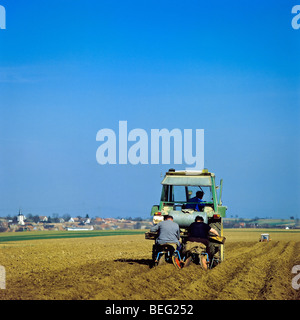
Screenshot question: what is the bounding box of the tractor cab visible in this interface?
[150,168,226,229]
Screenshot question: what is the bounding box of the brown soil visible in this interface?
[0,230,299,300]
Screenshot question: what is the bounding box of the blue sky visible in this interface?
[0,0,299,219]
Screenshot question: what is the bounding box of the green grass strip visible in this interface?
[0,229,146,243]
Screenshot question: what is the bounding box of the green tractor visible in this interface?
[146,168,227,268]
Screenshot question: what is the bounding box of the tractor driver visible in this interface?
[185,191,205,211]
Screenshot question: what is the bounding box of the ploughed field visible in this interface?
[0,229,299,300]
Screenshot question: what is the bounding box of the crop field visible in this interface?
[0,229,300,300]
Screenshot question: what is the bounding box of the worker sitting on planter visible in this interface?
[183,216,219,270]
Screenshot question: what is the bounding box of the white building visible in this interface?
[17,212,25,225]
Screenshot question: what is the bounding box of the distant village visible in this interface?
[0,211,299,233]
[223,217,300,229]
[0,211,153,233]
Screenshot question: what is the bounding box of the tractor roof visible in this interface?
[162,169,214,186]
